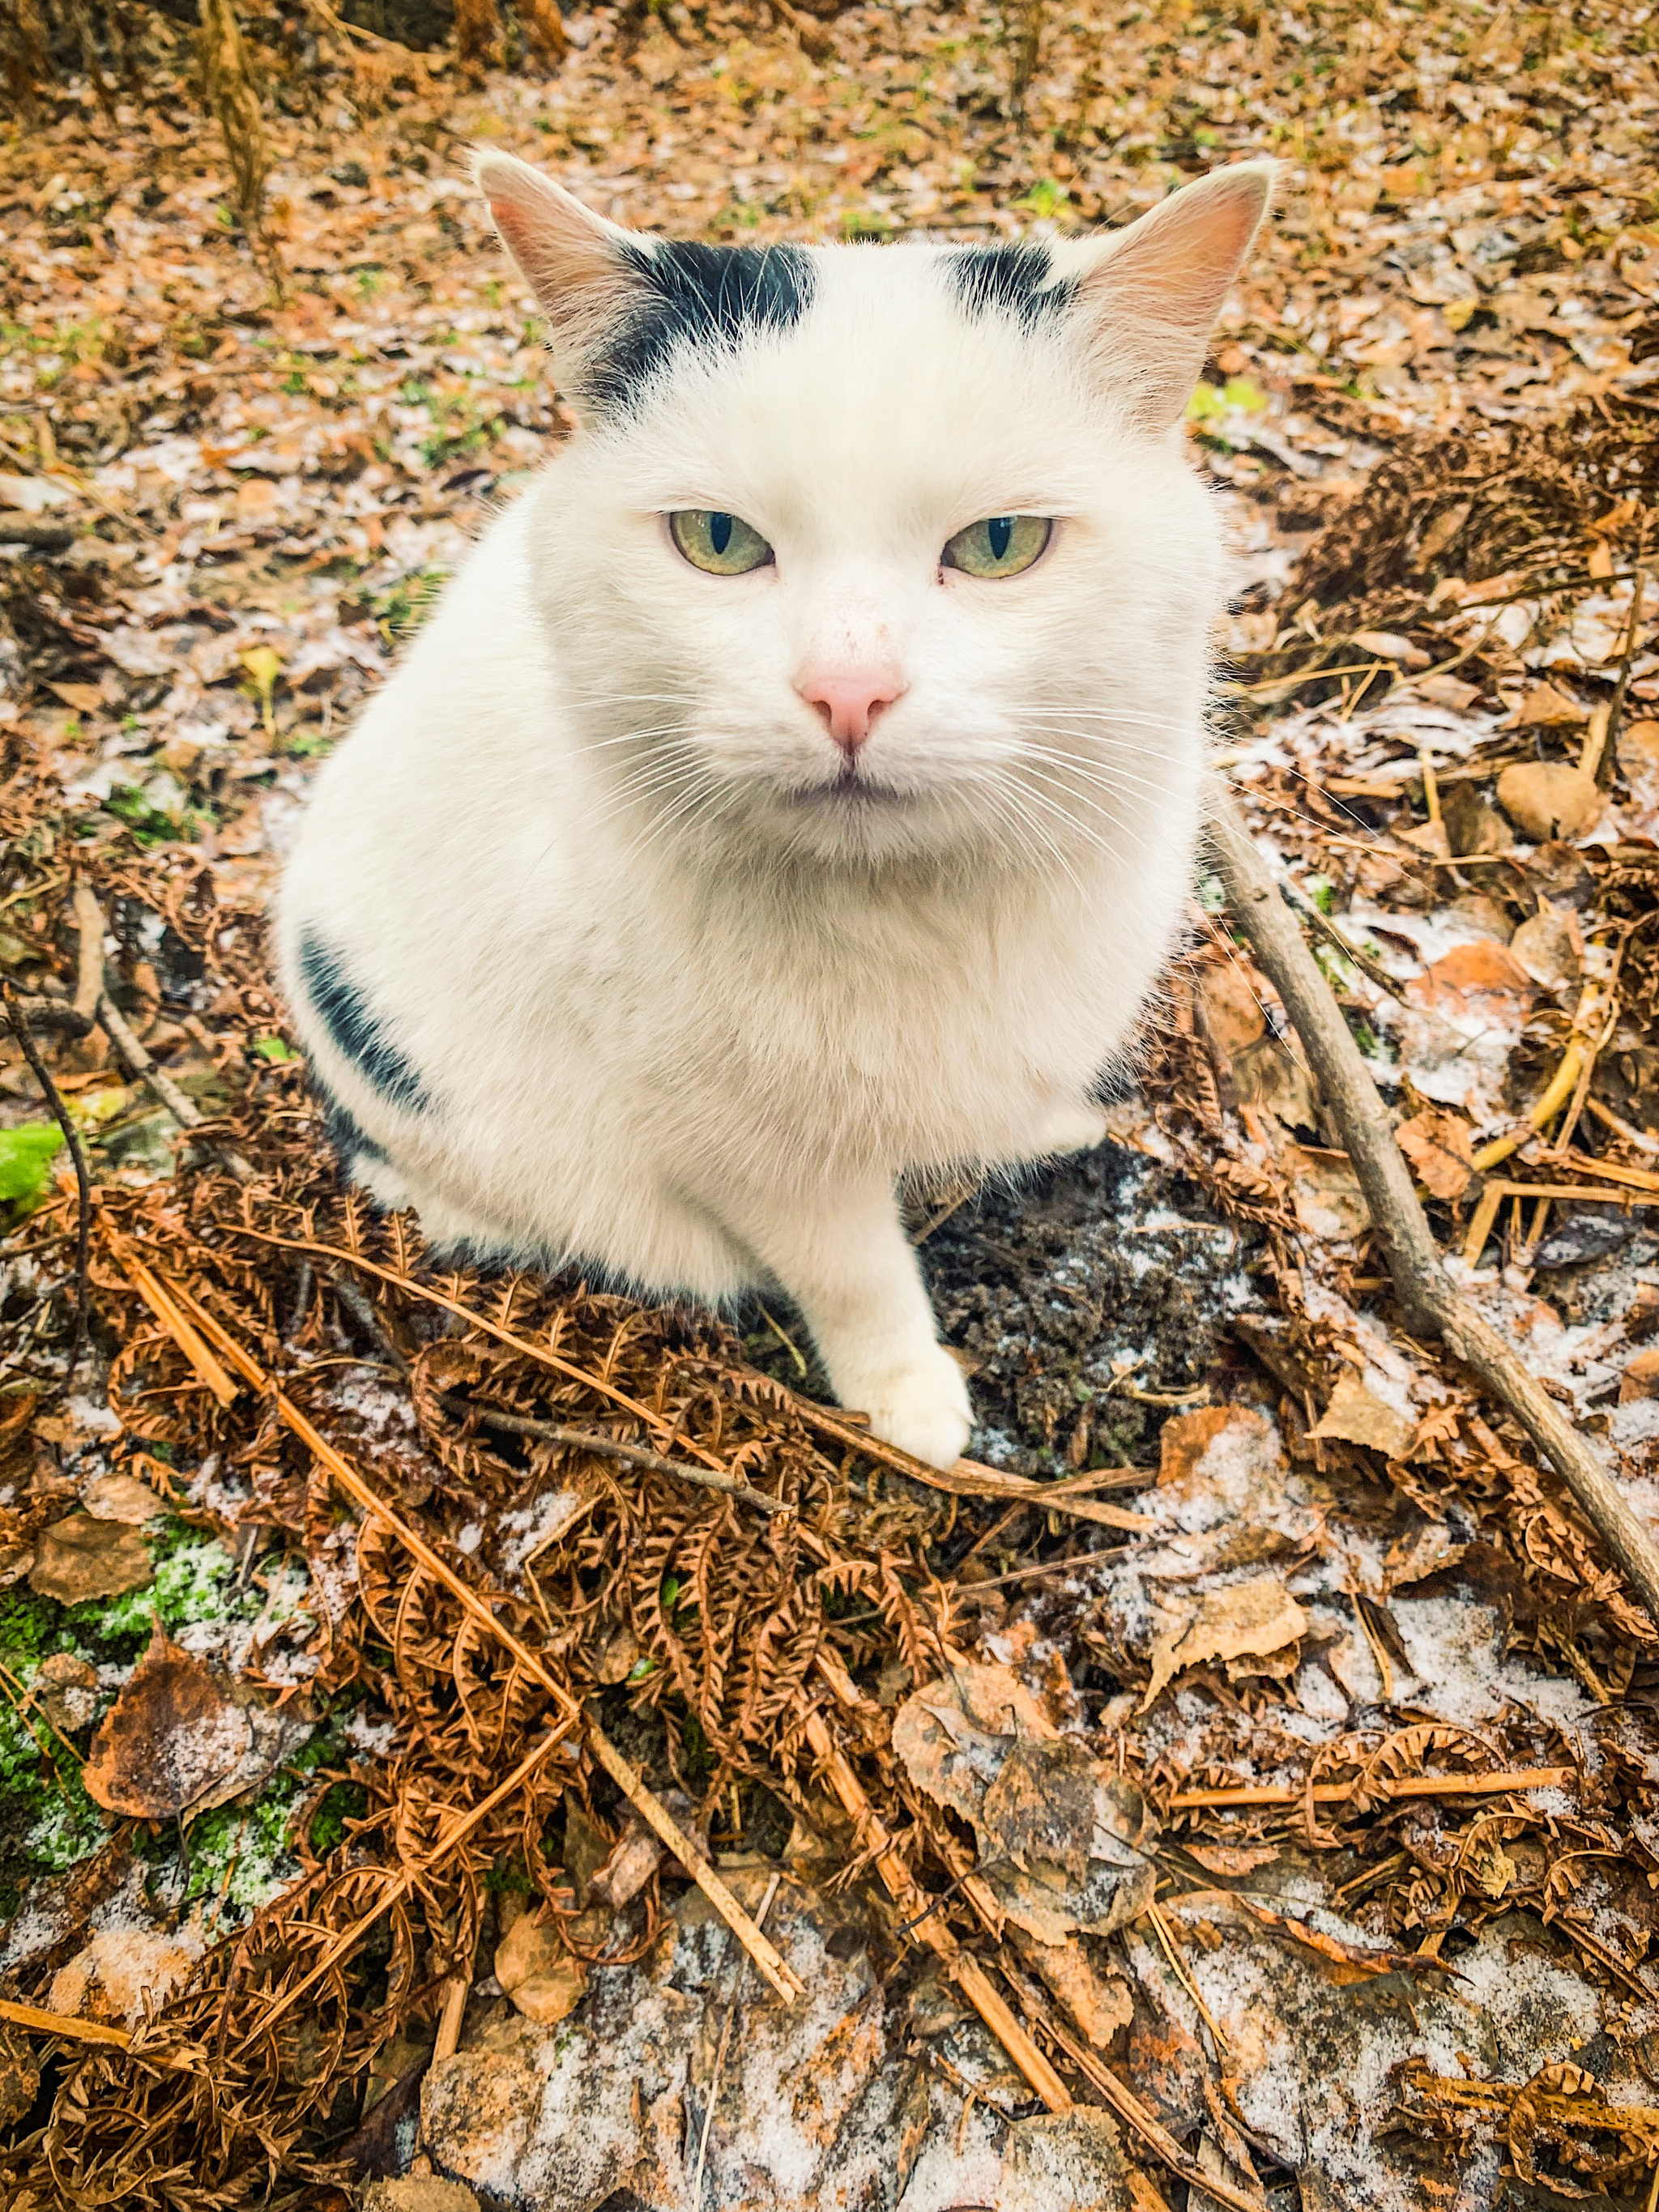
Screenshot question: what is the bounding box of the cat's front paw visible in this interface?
[855,1346,973,1470]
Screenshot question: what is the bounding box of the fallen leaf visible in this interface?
[0,472,71,512]
[1495,761,1603,842]
[81,1625,254,1822]
[1182,1842,1281,1877]
[1009,1929,1134,2050]
[1619,1346,1659,1404]
[1618,719,1659,835]
[495,1909,591,2026]
[32,1652,100,1733]
[996,2108,1135,2212]
[1141,1577,1311,1710]
[1311,1372,1415,1461]
[0,2023,38,2130]
[1350,628,1428,667]
[1506,680,1590,728]
[1508,902,1583,991]
[587,1817,663,1909]
[1278,1142,1371,1241]
[1384,1519,1467,1590]
[28,1513,152,1604]
[1230,1034,1321,1131]
[1415,670,1478,711]
[1197,961,1266,1060]
[1395,1107,1474,1199]
[1158,1404,1285,1491]
[80,1471,167,1524]
[47,1926,198,2030]
[1441,782,1512,856]
[47,681,104,714]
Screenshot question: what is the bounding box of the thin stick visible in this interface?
[1166,1764,1572,1811]
[802,1695,1072,2113]
[2,985,91,1383]
[103,1218,241,1408]
[997,1961,1266,2212]
[433,1974,469,2063]
[693,1870,781,2202]
[585,1722,804,2005]
[433,1392,791,1516]
[791,1399,1153,1532]
[1210,782,1659,1629]
[0,1998,198,2071]
[97,983,203,1132]
[72,883,103,1021]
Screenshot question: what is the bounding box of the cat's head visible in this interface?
[477,151,1272,871]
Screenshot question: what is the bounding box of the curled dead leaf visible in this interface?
[1311,1372,1415,1461]
[81,1625,254,1822]
[28,1513,152,1605]
[80,1470,168,1524]
[1496,761,1603,842]
[494,1908,591,2027]
[1141,1576,1311,1711]
[1509,902,1583,991]
[1395,1107,1474,1200]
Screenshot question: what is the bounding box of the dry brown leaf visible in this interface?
[1496,761,1604,842]
[1311,1372,1415,1462]
[1141,1577,1310,1711]
[1507,680,1590,728]
[32,1651,100,1733]
[1395,1107,1475,1200]
[996,2108,1135,2212]
[81,1625,254,1822]
[586,1817,663,1909]
[1197,961,1267,1060]
[1620,1347,1659,1404]
[495,1909,591,2027]
[1441,782,1512,857]
[28,1513,152,1604]
[1009,1929,1134,2050]
[80,1470,167,1524]
[1277,1143,1371,1242]
[1182,1842,1280,1877]
[1509,903,1583,991]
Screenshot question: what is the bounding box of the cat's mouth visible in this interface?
[785,771,913,808]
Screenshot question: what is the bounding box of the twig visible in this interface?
[433,1392,791,1516]
[433,1974,469,2064]
[1461,1178,1659,1265]
[5,997,92,1034]
[802,1686,1072,2113]
[790,1399,1154,1532]
[1584,1095,1659,1157]
[586,1721,804,2005]
[0,1997,199,2070]
[996,1961,1266,2212]
[102,1218,240,1408]
[1590,561,1647,782]
[1281,878,1404,998]
[1209,782,1659,1630]
[97,983,203,1132]
[72,883,103,1021]
[1166,1763,1572,1812]
[0,519,75,552]
[2,985,91,1383]
[693,1871,781,2203]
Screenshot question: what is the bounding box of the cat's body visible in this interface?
[279,156,1271,1468]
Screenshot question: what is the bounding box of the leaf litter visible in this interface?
[3,0,1659,2206]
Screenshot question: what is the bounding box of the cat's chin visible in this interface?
[761,777,947,863]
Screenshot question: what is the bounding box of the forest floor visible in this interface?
[3,2,1659,2207]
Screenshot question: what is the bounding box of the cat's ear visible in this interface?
[473,151,641,385]
[1071,160,1274,430]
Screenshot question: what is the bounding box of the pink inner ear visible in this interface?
[1093,165,1272,334]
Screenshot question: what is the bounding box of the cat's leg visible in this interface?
[1022,1099,1110,1157]
[736,1183,971,1470]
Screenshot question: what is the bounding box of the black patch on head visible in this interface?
[946,242,1076,327]
[588,240,814,413]
[298,931,430,1115]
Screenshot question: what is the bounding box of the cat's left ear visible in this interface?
[1069,160,1275,430]
[474,151,642,390]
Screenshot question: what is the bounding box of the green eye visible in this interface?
[669,509,774,575]
[942,514,1051,578]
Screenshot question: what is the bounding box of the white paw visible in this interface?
[1032,1102,1110,1157]
[855,1345,973,1470]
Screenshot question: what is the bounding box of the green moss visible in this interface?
[65,1520,265,1662]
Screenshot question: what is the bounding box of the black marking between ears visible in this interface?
[298,931,430,1115]
[946,242,1076,327]
[588,240,815,413]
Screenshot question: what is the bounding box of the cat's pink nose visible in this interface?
[795,665,905,757]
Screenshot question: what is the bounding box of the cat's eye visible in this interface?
[941,514,1051,579]
[669,509,774,576]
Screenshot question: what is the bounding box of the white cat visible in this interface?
[277,152,1271,1469]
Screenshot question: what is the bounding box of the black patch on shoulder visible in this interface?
[946,242,1076,326]
[298,931,429,1115]
[312,1076,388,1169]
[589,240,815,413]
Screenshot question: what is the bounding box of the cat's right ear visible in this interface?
[473,153,638,390]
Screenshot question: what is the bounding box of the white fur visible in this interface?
[278,165,1270,1468]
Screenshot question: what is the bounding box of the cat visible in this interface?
[277,151,1272,1469]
